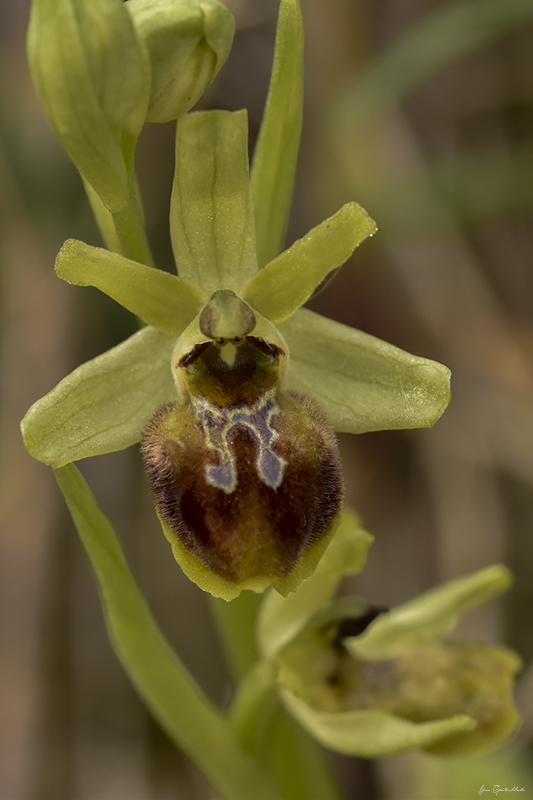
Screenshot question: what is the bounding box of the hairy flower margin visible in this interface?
[257,511,522,758]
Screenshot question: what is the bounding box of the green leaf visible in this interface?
[170,110,258,294]
[279,689,476,757]
[21,326,176,467]
[27,0,149,212]
[54,463,282,800]
[251,0,304,267]
[56,239,205,334]
[347,565,513,661]
[258,509,373,661]
[279,308,451,433]
[242,203,376,322]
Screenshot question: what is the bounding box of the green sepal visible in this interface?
[258,509,373,661]
[251,0,304,266]
[55,239,205,334]
[346,565,514,661]
[21,327,176,467]
[279,690,476,757]
[170,110,258,294]
[280,308,451,432]
[27,0,150,212]
[242,203,376,322]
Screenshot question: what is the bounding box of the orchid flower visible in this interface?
[21,107,450,599]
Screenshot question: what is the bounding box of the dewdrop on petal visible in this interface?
[142,291,344,601]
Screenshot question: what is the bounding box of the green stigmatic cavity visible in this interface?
[142,311,344,601]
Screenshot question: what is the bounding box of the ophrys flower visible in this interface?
[21,110,451,599]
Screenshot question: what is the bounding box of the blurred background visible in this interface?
[1,0,533,797]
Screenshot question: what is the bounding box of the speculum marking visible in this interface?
[195,389,287,494]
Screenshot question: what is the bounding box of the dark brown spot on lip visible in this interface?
[180,338,283,407]
[141,389,344,586]
[246,336,285,359]
[178,341,211,368]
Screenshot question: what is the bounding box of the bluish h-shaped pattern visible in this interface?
[194,389,287,494]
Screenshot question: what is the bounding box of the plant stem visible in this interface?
[229,661,344,800]
[210,591,262,680]
[113,181,155,266]
[54,464,282,800]
[112,133,155,266]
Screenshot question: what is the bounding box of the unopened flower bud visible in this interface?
[28,0,150,211]
[126,0,234,123]
[142,302,343,600]
[276,599,521,758]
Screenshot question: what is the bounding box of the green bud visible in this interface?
[27,0,150,211]
[142,306,343,601]
[275,589,521,758]
[125,0,235,123]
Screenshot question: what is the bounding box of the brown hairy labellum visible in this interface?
[142,332,343,600]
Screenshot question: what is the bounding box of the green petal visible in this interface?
[258,509,373,661]
[56,239,205,334]
[251,0,304,267]
[279,308,451,432]
[279,689,476,757]
[170,110,258,294]
[21,327,176,467]
[347,565,513,661]
[242,203,376,322]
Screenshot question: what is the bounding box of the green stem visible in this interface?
[112,133,155,266]
[230,661,280,752]
[210,591,262,681]
[268,709,345,800]
[54,464,282,800]
[112,182,155,266]
[229,661,344,800]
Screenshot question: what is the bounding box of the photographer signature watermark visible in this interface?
[479,787,525,795]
